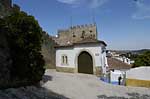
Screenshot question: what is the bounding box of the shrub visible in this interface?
[5,10,45,84]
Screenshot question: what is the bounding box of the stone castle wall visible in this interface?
[0,0,12,17]
[3,0,12,9]
[55,24,97,45]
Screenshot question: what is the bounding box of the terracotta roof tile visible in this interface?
[107,57,131,70]
[74,39,107,46]
[54,38,107,48]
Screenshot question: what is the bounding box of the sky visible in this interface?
[13,0,150,50]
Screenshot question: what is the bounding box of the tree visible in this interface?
[5,10,45,84]
[134,51,150,67]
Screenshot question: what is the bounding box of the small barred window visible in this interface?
[61,55,68,65]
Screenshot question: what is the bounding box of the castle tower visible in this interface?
[54,24,98,46]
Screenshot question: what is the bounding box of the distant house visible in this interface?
[114,56,133,65]
[107,50,134,65]
[107,58,131,71]
[107,58,131,85]
[53,24,108,76]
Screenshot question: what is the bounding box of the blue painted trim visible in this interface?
[111,81,118,85]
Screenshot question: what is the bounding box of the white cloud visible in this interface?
[56,0,79,4]
[56,0,108,8]
[132,0,150,19]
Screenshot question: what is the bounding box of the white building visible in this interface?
[115,57,132,65]
[55,39,108,76]
[107,57,131,85]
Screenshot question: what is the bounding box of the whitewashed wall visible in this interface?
[110,70,125,82]
[101,52,108,73]
[56,43,106,70]
[115,57,131,65]
[74,44,102,67]
[126,66,150,80]
[56,47,75,68]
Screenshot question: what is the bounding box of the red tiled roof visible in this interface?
[54,39,107,48]
[74,39,107,46]
[107,57,131,70]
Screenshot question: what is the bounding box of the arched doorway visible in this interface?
[78,51,93,74]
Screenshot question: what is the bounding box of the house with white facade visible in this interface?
[107,57,131,85]
[53,24,108,76]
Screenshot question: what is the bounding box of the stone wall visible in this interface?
[2,0,12,9]
[71,24,97,42]
[0,0,12,17]
[94,67,102,77]
[42,32,56,69]
[54,24,97,45]
[56,67,75,73]
[56,66,103,76]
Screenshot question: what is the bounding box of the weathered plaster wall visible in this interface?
[56,47,75,68]
[55,43,107,75]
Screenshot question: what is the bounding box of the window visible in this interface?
[62,56,65,64]
[62,55,68,65]
[73,32,76,37]
[65,56,68,64]
[93,34,95,38]
[81,31,85,38]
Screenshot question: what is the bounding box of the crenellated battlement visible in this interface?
[70,24,96,29]
[55,23,98,46]
[57,24,96,33]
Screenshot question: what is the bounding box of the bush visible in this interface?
[5,10,45,84]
